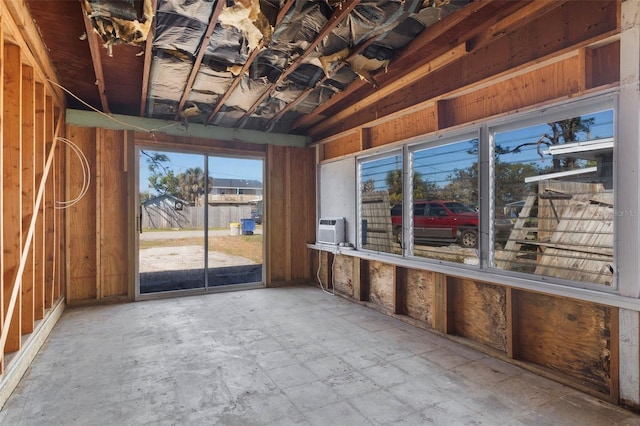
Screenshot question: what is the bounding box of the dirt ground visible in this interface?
[138,229,260,273]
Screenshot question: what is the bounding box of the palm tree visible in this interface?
[178,167,206,204]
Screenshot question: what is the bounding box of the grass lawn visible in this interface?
[139,235,263,264]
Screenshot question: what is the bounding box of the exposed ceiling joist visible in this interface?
[173,0,226,121]
[294,0,532,132]
[81,0,110,113]
[206,0,298,125]
[234,0,361,128]
[31,0,585,137]
[139,0,158,117]
[268,22,387,127]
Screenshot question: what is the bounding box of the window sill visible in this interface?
[307,243,640,311]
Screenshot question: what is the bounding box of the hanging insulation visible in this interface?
[143,0,472,130]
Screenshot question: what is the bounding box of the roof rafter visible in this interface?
[234,0,361,128]
[140,0,158,116]
[173,0,226,121]
[266,17,393,127]
[205,0,297,125]
[292,0,529,131]
[80,0,110,113]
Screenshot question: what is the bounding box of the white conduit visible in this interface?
[54,137,91,209]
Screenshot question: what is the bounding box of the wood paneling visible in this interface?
[404,269,434,326]
[323,132,361,160]
[66,126,97,301]
[99,129,129,297]
[440,56,583,127]
[333,255,353,298]
[368,260,394,312]
[2,43,22,353]
[448,277,508,353]
[21,64,35,334]
[586,41,620,89]
[516,292,614,395]
[266,145,315,285]
[369,108,437,148]
[266,145,286,283]
[33,82,45,320]
[288,146,315,281]
[134,132,267,156]
[44,95,54,309]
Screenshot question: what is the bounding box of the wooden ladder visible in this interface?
[495,194,538,269]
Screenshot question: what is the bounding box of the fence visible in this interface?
[142,204,253,229]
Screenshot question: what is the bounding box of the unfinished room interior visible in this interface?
[2,0,640,423]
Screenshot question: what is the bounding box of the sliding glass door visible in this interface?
[206,156,264,287]
[136,149,263,296]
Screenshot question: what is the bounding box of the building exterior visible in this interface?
[206,178,263,204]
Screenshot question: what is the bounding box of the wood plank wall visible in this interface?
[0,7,66,374]
[316,3,620,159]
[66,127,131,303]
[266,145,315,286]
[311,0,624,406]
[65,129,316,301]
[321,255,618,402]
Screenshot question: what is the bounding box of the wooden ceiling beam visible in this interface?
[267,21,387,127]
[80,0,110,113]
[465,0,569,52]
[140,0,158,117]
[292,0,528,132]
[234,0,361,128]
[309,2,619,140]
[173,0,226,121]
[206,0,297,125]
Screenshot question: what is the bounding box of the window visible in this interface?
[491,109,615,286]
[359,152,403,254]
[355,97,616,289]
[409,138,480,264]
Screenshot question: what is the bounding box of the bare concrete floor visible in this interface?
[1,286,639,425]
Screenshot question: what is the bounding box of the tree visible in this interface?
[362,178,376,193]
[139,190,154,203]
[444,160,540,208]
[148,169,180,197]
[178,167,207,204]
[385,170,436,204]
[441,164,478,203]
[539,117,595,170]
[493,162,539,207]
[142,151,180,197]
[386,169,403,205]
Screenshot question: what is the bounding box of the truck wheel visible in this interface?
[459,229,478,248]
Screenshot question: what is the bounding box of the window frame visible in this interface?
[405,131,482,265]
[353,93,619,294]
[356,148,404,255]
[487,96,617,291]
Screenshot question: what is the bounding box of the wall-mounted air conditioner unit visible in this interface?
[317,217,345,245]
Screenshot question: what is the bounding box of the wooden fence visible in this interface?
[142,204,253,229]
[361,191,393,253]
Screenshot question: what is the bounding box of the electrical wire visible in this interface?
[46,78,181,134]
[54,137,91,209]
[316,250,335,296]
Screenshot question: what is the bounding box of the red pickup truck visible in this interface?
[391,200,512,248]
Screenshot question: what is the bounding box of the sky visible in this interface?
[139,149,263,194]
[362,109,614,192]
